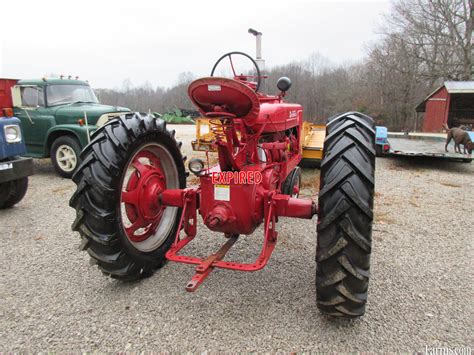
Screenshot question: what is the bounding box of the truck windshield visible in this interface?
[46,85,99,106]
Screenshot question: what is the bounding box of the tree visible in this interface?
[385,0,472,82]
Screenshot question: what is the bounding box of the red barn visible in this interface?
[415,81,474,132]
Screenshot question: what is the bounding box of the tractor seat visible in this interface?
[188,77,260,120]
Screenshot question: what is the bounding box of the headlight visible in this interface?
[4,125,22,143]
[188,158,205,175]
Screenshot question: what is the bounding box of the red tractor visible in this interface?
[70,52,375,318]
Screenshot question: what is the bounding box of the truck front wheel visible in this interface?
[0,178,28,209]
[51,136,82,178]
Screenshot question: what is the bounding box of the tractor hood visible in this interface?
[53,103,130,125]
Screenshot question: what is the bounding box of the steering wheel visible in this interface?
[210,51,261,92]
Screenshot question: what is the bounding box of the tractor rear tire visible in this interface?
[69,113,186,281]
[316,112,375,318]
[0,177,28,209]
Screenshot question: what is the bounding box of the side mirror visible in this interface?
[277,77,292,93]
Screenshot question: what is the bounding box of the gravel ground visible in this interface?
[1,124,473,352]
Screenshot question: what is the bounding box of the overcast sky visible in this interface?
[0,0,390,89]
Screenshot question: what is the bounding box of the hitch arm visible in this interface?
[185,235,239,292]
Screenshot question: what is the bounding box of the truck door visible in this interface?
[12,85,53,157]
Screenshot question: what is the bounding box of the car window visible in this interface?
[20,86,44,107]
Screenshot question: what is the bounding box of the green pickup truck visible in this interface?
[11,78,130,177]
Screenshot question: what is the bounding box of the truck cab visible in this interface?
[10,78,130,177]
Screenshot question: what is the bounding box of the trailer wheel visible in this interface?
[0,177,28,209]
[51,136,82,178]
[316,112,375,318]
[69,113,186,281]
[375,145,383,157]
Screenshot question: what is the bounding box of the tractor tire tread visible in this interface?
[316,111,375,318]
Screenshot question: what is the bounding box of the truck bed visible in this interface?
[388,133,473,162]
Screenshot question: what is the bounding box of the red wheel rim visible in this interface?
[292,184,300,197]
[119,143,180,251]
[122,149,166,242]
[292,174,300,198]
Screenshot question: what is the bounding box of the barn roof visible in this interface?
[445,81,474,93]
[415,81,474,112]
